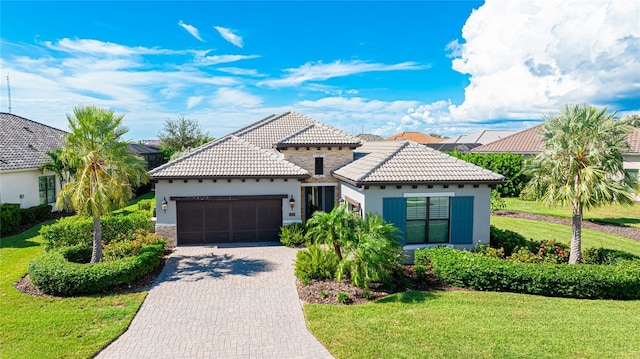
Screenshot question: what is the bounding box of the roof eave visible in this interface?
[151,174,311,180]
[275,143,361,149]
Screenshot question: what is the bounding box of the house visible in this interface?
[425,142,482,153]
[127,143,165,170]
[442,129,516,145]
[0,113,66,209]
[384,132,445,144]
[356,133,383,142]
[150,111,504,252]
[472,124,640,182]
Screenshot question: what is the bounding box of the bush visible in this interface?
[103,229,166,261]
[295,244,340,284]
[448,152,529,197]
[489,225,530,256]
[59,244,92,263]
[583,247,640,265]
[137,199,153,212]
[28,243,165,296]
[41,212,153,250]
[20,204,52,225]
[490,190,506,212]
[415,247,640,300]
[0,203,21,235]
[279,222,308,247]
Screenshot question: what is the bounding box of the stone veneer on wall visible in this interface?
[280,146,354,183]
[156,225,177,247]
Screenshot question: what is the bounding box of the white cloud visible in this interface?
[260,60,429,88]
[195,54,260,66]
[216,67,263,77]
[43,38,190,56]
[178,20,204,42]
[213,26,243,48]
[388,0,640,137]
[187,96,204,109]
[211,88,262,108]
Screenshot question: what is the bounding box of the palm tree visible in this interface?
[524,104,635,263]
[306,204,357,261]
[58,106,148,263]
[39,148,74,186]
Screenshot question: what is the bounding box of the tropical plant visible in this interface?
[523,104,635,263]
[58,106,148,263]
[623,114,640,128]
[38,148,76,187]
[305,204,357,261]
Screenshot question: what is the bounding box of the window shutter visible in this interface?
[383,197,407,245]
[450,196,474,244]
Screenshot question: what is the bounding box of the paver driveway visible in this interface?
[96,244,333,359]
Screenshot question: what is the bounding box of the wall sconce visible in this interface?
[289,195,295,209]
[161,197,168,213]
[338,197,345,205]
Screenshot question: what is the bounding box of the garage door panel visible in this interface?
[232,201,257,231]
[204,201,230,232]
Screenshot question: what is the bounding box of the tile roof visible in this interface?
[384,132,445,144]
[276,123,361,148]
[356,133,383,142]
[149,135,309,179]
[473,124,640,154]
[232,112,315,149]
[127,143,163,155]
[0,112,67,171]
[333,141,504,185]
[442,130,517,145]
[426,143,482,153]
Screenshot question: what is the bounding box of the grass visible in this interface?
[503,197,640,228]
[305,291,640,359]
[491,216,640,256]
[0,200,152,359]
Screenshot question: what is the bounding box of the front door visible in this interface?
[304,186,335,219]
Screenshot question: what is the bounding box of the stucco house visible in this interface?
[151,112,504,252]
[0,113,66,209]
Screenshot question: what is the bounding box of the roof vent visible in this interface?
[28,144,36,150]
[24,126,33,133]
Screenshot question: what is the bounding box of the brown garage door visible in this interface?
[176,197,283,245]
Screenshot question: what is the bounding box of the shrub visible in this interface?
[20,204,53,225]
[489,225,530,256]
[415,247,640,300]
[103,229,166,261]
[137,199,153,212]
[336,292,351,304]
[448,152,529,197]
[294,244,340,285]
[583,247,640,265]
[41,212,152,250]
[28,243,165,296]
[490,190,506,212]
[279,222,308,247]
[0,203,21,235]
[59,244,92,263]
[414,264,429,281]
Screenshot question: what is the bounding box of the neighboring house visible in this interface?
[151,111,504,254]
[442,130,516,145]
[425,142,482,153]
[127,143,165,170]
[384,132,445,144]
[356,133,383,142]
[472,124,640,182]
[0,113,66,209]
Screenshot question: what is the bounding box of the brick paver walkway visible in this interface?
[95,244,334,359]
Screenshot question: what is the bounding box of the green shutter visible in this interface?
[383,197,407,245]
[450,196,474,244]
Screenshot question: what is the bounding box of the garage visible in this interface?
[175,195,284,245]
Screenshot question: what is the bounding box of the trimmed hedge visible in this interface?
[41,211,152,250]
[448,152,529,197]
[29,243,165,296]
[415,247,640,300]
[20,204,52,225]
[59,244,92,263]
[0,203,21,235]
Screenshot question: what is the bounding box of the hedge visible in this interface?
[20,204,52,225]
[28,243,165,296]
[0,203,21,235]
[448,152,528,197]
[41,211,153,250]
[415,247,640,300]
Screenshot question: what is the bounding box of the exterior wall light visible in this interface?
[289,195,295,209]
[161,197,168,213]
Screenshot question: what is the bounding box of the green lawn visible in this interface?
[0,218,148,358]
[491,216,640,256]
[503,197,640,228]
[305,291,640,359]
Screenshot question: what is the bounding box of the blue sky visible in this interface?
[1,1,639,140]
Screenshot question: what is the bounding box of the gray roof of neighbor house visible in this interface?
[442,130,516,145]
[127,143,163,155]
[356,133,383,142]
[149,135,309,179]
[333,141,504,185]
[151,111,359,179]
[473,125,640,155]
[0,112,67,171]
[426,143,482,153]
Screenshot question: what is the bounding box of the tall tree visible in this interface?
[523,104,635,263]
[158,115,211,157]
[58,106,148,263]
[623,114,640,128]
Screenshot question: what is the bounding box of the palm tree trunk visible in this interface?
[332,233,343,261]
[90,214,103,263]
[569,201,583,264]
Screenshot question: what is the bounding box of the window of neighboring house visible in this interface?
[627,169,639,189]
[314,157,324,176]
[406,196,450,244]
[39,175,56,204]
